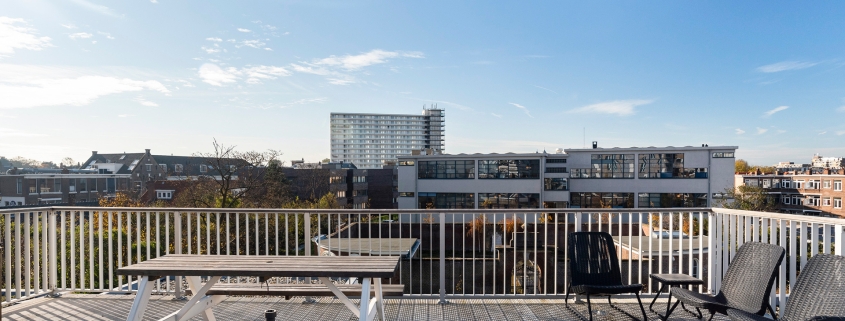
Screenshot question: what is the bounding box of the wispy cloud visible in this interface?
[198,63,291,86]
[68,0,123,18]
[61,23,76,29]
[735,128,746,135]
[238,39,266,49]
[569,99,653,116]
[279,97,328,108]
[837,130,845,136]
[206,37,222,42]
[837,106,845,113]
[757,61,817,73]
[0,17,52,58]
[97,31,114,40]
[818,131,827,135]
[136,97,158,107]
[0,128,47,137]
[491,113,502,118]
[69,32,93,40]
[530,84,558,94]
[763,105,789,117]
[237,28,251,33]
[118,114,134,117]
[0,64,170,108]
[756,127,768,135]
[313,49,423,70]
[201,46,220,54]
[509,103,533,118]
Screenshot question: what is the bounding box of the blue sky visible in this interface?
[2,1,844,166]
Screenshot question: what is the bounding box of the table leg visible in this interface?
[374,278,385,321]
[186,276,219,321]
[649,283,666,312]
[359,277,372,321]
[157,276,222,321]
[319,277,360,318]
[127,276,154,321]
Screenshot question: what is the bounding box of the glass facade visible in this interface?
[478,193,539,209]
[639,153,708,178]
[637,193,708,208]
[570,192,634,208]
[478,159,540,179]
[571,154,635,178]
[418,192,474,209]
[418,160,475,179]
[544,178,568,190]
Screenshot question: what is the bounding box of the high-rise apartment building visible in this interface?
[330,107,444,169]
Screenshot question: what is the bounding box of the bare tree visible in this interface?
[193,139,282,208]
[62,157,76,169]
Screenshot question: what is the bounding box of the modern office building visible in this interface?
[397,145,737,213]
[330,107,445,169]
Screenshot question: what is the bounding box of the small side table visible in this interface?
[649,274,704,320]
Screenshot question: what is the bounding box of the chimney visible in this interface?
[755,168,762,175]
[145,149,151,155]
[92,151,98,155]
[839,168,845,175]
[592,141,598,149]
[823,168,830,175]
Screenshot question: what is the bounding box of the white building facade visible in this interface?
[397,145,737,211]
[330,108,444,169]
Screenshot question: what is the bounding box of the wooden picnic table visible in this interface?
[117,254,400,321]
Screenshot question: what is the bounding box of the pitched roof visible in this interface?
[80,152,146,174]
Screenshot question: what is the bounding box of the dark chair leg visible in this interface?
[586,294,593,321]
[766,303,777,319]
[706,312,715,321]
[649,283,666,312]
[662,298,682,321]
[635,293,648,321]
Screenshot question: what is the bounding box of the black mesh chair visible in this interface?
[565,232,647,321]
[667,241,785,321]
[727,254,845,321]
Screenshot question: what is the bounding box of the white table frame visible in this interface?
[126,275,385,321]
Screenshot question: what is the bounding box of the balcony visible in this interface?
[1,207,843,320]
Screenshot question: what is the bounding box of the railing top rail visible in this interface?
[2,206,715,214]
[711,208,845,225]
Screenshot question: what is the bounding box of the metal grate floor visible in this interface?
[2,294,724,320]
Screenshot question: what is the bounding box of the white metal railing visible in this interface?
[1,207,843,310]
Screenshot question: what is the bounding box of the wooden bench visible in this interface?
[187,283,405,300]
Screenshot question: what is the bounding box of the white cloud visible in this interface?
[237,28,251,33]
[91,40,97,44]
[763,105,789,117]
[837,130,845,136]
[68,0,123,18]
[0,128,47,137]
[569,99,653,116]
[491,113,502,118]
[289,63,330,76]
[327,78,355,85]
[279,97,328,108]
[756,127,768,135]
[69,32,93,40]
[757,61,817,73]
[150,0,157,3]
[201,46,220,54]
[735,128,746,135]
[118,114,134,117]
[136,97,158,107]
[509,103,533,118]
[283,31,290,36]
[837,106,845,112]
[97,31,114,39]
[313,49,424,70]
[61,24,77,29]
[0,17,53,58]
[239,39,266,49]
[198,63,290,86]
[206,37,222,42]
[818,131,827,135]
[0,64,170,108]
[264,48,272,51]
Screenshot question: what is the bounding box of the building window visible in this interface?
[822,197,832,206]
[545,167,568,173]
[571,154,635,178]
[824,180,831,189]
[53,179,61,192]
[156,191,173,199]
[638,193,708,208]
[692,259,700,278]
[398,161,415,166]
[544,178,568,190]
[175,164,183,173]
[794,180,804,189]
[805,195,820,206]
[399,192,414,197]
[479,193,539,209]
[834,197,842,209]
[330,176,345,184]
[808,180,820,189]
[337,190,346,198]
[783,195,791,205]
[478,159,540,179]
[16,178,22,194]
[712,152,735,158]
[145,164,152,171]
[546,158,567,163]
[418,192,474,209]
[835,180,842,191]
[792,195,801,205]
[570,192,634,208]
[200,164,208,173]
[159,164,167,171]
[417,160,475,179]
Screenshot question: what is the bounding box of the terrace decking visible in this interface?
[3,294,721,321]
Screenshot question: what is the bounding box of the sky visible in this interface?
[2,1,845,166]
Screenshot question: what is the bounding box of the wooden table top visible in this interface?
[116,254,400,278]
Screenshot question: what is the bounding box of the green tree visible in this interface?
[735,159,751,173]
[717,185,778,212]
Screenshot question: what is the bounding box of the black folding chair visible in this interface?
[565,232,648,321]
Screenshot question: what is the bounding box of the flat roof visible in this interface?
[398,153,567,159]
[612,235,709,256]
[565,146,738,152]
[315,238,420,259]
